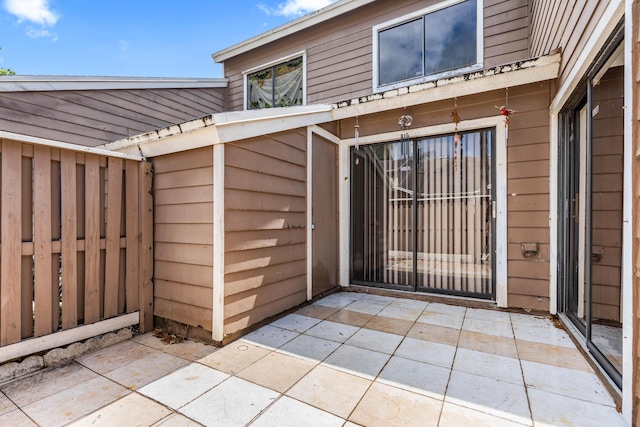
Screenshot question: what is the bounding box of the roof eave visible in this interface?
[0,76,228,92]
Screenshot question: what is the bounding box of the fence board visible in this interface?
[61,150,78,329]
[1,141,23,345]
[21,156,33,338]
[33,146,53,337]
[51,159,61,330]
[84,154,101,324]
[125,161,140,312]
[104,157,123,318]
[139,161,154,332]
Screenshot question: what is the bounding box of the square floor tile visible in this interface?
[198,341,270,375]
[364,315,414,336]
[377,305,423,322]
[520,360,616,406]
[104,350,187,390]
[69,393,171,426]
[345,328,403,354]
[323,345,390,380]
[0,409,37,426]
[0,393,16,416]
[445,370,531,425]
[516,339,592,372]
[76,340,155,374]
[424,302,467,317]
[286,365,371,418]
[452,348,523,385]
[295,304,339,320]
[22,376,130,427]
[251,396,344,427]
[326,309,374,327]
[356,294,396,305]
[512,321,575,349]
[462,317,513,338]
[466,308,511,321]
[390,299,428,311]
[180,376,278,427]
[417,311,464,329]
[343,300,388,315]
[278,334,341,363]
[304,320,359,343]
[407,322,459,346]
[139,363,229,409]
[350,382,442,427]
[237,351,315,392]
[132,334,217,361]
[151,413,203,426]
[241,325,299,350]
[458,330,518,358]
[439,402,530,427]
[527,388,627,427]
[394,337,456,369]
[377,356,449,400]
[270,313,322,333]
[313,294,360,309]
[1,362,99,407]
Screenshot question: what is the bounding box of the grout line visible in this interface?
[510,313,535,426]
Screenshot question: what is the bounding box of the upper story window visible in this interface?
[373,0,482,91]
[245,54,305,110]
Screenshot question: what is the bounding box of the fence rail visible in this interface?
[0,137,152,358]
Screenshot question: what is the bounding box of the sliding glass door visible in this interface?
[351,129,495,299]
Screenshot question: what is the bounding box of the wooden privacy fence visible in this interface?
[0,136,152,359]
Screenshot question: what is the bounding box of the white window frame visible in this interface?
[372,0,483,93]
[242,51,307,110]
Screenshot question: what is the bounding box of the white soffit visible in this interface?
[0,76,228,92]
[212,0,376,63]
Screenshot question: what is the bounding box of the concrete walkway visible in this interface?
[0,292,628,426]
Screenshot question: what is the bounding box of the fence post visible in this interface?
[138,161,153,332]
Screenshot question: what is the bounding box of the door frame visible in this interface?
[339,116,508,307]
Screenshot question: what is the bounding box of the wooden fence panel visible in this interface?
[0,138,152,352]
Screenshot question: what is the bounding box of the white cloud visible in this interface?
[26,26,57,41]
[4,0,59,26]
[258,0,337,18]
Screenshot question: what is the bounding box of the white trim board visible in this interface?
[212,144,225,342]
[341,116,508,307]
[0,312,139,364]
[0,76,227,92]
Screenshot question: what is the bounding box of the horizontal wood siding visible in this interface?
[340,82,551,310]
[153,147,214,331]
[223,0,531,111]
[0,87,225,147]
[224,129,307,335]
[529,0,611,89]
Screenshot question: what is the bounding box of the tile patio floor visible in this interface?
[0,292,628,426]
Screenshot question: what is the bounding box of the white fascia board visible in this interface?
[0,130,143,161]
[212,0,376,63]
[0,76,228,92]
[102,105,333,158]
[332,54,561,120]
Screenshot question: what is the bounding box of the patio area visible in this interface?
[0,292,627,426]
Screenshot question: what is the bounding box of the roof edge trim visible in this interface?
[0,76,228,92]
[212,0,375,63]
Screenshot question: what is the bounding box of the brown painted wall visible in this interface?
[339,81,552,311]
[223,0,530,111]
[224,129,308,335]
[529,0,612,89]
[153,147,214,331]
[0,87,226,147]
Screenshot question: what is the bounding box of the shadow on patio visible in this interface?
[0,292,627,426]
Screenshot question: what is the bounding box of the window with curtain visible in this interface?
[376,0,479,88]
[246,56,304,110]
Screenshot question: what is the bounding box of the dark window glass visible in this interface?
[378,18,423,85]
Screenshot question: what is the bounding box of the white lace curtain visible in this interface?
[248,63,303,109]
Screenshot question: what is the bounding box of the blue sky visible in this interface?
[0,0,337,78]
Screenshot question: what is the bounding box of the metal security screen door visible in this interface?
[351,129,495,298]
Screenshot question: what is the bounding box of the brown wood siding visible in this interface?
[0,87,226,147]
[632,3,640,421]
[224,129,307,336]
[529,0,612,90]
[153,147,214,331]
[223,0,530,111]
[339,82,551,310]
